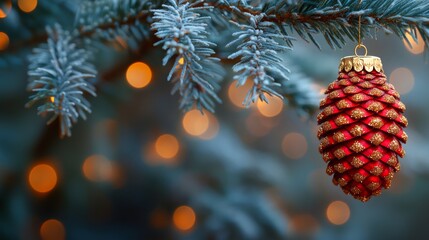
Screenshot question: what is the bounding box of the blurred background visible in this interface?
[1,0,429,240]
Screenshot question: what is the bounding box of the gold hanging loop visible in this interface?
[354,44,367,56]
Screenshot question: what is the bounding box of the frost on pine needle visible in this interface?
[26,24,97,138]
[151,0,225,112]
[227,13,292,107]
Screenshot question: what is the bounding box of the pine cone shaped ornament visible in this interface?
[317,55,408,202]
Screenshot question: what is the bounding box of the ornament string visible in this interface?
[355,0,367,57]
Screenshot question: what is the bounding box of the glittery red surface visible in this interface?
[317,70,408,202]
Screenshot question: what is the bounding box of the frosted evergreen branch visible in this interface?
[26,25,97,138]
[265,0,429,50]
[151,0,225,112]
[227,13,292,106]
[201,0,429,50]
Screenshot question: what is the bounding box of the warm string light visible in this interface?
[144,134,181,165]
[28,163,58,193]
[0,1,11,18]
[199,112,220,140]
[326,201,350,225]
[0,32,9,51]
[155,134,180,159]
[126,62,152,89]
[182,110,219,139]
[228,80,253,109]
[403,30,425,55]
[182,110,209,136]
[256,95,284,118]
[82,155,113,182]
[281,132,308,159]
[173,206,196,231]
[40,219,65,240]
[390,67,415,95]
[18,0,38,13]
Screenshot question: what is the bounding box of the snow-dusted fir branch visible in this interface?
[227,13,291,106]
[265,0,429,49]
[26,25,97,138]
[151,0,225,112]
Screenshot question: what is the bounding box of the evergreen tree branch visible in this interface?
[26,25,97,138]
[203,0,429,50]
[151,0,225,112]
[227,12,292,106]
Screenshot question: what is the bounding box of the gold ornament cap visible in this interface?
[339,55,383,73]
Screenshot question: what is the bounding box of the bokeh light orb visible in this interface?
[182,110,210,136]
[40,219,65,240]
[228,80,253,108]
[257,95,284,118]
[199,112,220,140]
[0,1,11,18]
[390,67,414,95]
[126,62,152,89]
[403,30,425,55]
[155,134,180,159]
[28,164,58,193]
[18,0,38,13]
[173,206,196,231]
[0,32,10,51]
[326,201,350,225]
[82,155,113,182]
[282,132,308,159]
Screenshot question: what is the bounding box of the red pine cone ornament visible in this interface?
[317,56,408,202]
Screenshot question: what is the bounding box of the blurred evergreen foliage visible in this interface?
[0,0,429,240]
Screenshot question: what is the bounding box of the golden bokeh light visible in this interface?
[28,164,58,193]
[182,110,210,137]
[82,155,113,182]
[173,206,196,231]
[126,62,152,89]
[256,95,284,118]
[0,32,10,51]
[178,57,185,65]
[155,134,180,159]
[40,219,65,240]
[18,0,38,13]
[0,10,5,18]
[326,201,350,225]
[228,80,253,108]
[403,30,425,55]
[0,1,11,18]
[282,132,308,159]
[390,67,415,95]
[199,111,220,140]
